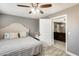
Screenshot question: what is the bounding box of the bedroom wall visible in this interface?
[0,14,39,38]
[44,4,79,55]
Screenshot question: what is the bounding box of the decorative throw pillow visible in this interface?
[10,32,18,39]
[19,31,29,38]
[4,32,10,39]
[4,32,18,39]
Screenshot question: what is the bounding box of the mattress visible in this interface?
[0,36,42,56]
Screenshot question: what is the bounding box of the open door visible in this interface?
[39,19,53,46]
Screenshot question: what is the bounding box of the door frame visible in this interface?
[50,14,67,52]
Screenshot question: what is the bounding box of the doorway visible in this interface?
[51,15,67,51]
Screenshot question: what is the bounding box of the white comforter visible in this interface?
[0,36,42,56]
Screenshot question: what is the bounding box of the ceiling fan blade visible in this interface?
[17,5,30,7]
[40,4,52,8]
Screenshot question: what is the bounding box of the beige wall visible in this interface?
[0,14,39,38]
[46,4,79,55]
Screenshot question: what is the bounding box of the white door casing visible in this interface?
[51,14,67,52]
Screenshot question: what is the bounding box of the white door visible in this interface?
[39,19,53,46]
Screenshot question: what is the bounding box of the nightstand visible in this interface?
[30,32,40,41]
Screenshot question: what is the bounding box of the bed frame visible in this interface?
[0,23,29,39]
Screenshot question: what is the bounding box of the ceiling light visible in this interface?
[36,9,40,13]
[30,8,40,14]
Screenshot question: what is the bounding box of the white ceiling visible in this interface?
[0,3,78,19]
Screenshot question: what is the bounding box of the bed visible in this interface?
[0,36,42,56]
[0,23,42,56]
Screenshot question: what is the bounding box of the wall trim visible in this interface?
[66,51,77,56]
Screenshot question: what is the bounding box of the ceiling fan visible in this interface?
[17,3,52,14]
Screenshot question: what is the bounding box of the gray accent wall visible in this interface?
[0,14,39,35]
[45,4,79,55]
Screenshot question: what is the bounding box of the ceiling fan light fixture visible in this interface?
[17,3,52,14]
[31,8,36,14]
[30,8,40,14]
[31,8,35,12]
[36,9,40,13]
[40,10,44,14]
[29,11,32,14]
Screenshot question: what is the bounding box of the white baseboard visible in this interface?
[66,51,77,56]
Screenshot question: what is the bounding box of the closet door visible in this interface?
[39,19,53,46]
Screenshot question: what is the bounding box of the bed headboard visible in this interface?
[0,23,29,39]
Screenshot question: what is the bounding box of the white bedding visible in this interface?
[0,36,42,56]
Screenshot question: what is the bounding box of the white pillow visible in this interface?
[9,32,18,39]
[19,31,29,38]
[4,32,18,39]
[4,32,10,39]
